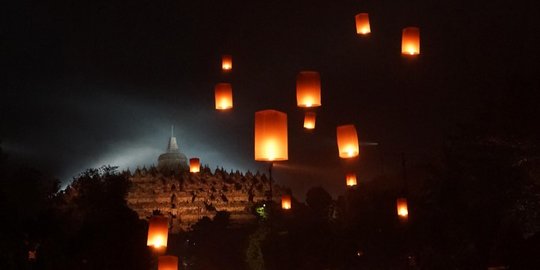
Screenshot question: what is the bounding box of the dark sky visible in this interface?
[2,0,538,198]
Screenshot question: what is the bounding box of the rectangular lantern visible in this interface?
[396,198,409,219]
[254,110,288,161]
[401,27,420,56]
[158,255,179,270]
[355,13,371,35]
[303,111,316,129]
[215,83,233,110]
[296,71,321,108]
[281,194,292,210]
[147,215,169,249]
[222,55,232,71]
[336,124,359,158]
[189,158,200,173]
[346,173,357,186]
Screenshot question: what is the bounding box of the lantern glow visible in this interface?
[158,255,178,270]
[346,173,357,186]
[355,13,371,35]
[147,216,169,249]
[189,158,200,173]
[336,125,359,158]
[221,55,232,71]
[214,83,233,110]
[397,198,409,218]
[281,194,292,210]
[296,71,321,108]
[303,112,316,129]
[401,27,420,56]
[254,110,288,161]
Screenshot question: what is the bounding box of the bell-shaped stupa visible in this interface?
[157,126,189,172]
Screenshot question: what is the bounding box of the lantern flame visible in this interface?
[215,83,233,110]
[296,71,322,108]
[355,13,371,35]
[303,112,316,129]
[337,125,359,158]
[254,110,288,161]
[147,216,169,249]
[189,158,200,173]
[397,198,409,218]
[401,27,420,56]
[282,194,292,210]
[346,173,357,186]
[222,55,232,71]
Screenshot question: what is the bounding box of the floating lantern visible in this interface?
[158,255,178,270]
[281,194,292,210]
[346,173,357,187]
[401,27,420,56]
[303,112,316,129]
[296,71,321,108]
[254,110,288,161]
[147,215,169,249]
[189,158,200,173]
[336,124,359,158]
[222,55,232,71]
[355,13,371,35]
[215,83,233,110]
[396,198,409,218]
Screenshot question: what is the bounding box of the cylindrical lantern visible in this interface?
[254,110,288,161]
[281,194,292,210]
[296,71,321,108]
[189,158,200,173]
[346,173,357,187]
[158,255,178,270]
[215,83,233,110]
[303,111,316,129]
[401,27,420,56]
[336,124,359,158]
[396,198,409,218]
[355,13,371,35]
[222,55,232,71]
[147,215,169,249]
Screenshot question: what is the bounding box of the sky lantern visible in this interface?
[346,173,357,187]
[401,27,420,56]
[158,255,179,270]
[215,83,233,110]
[336,124,359,158]
[189,158,200,173]
[355,13,371,35]
[281,194,292,210]
[303,111,316,129]
[147,215,169,249]
[254,110,288,161]
[222,55,232,71]
[296,71,321,108]
[397,198,409,219]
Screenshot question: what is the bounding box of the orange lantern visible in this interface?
[222,55,232,71]
[336,124,359,158]
[254,110,288,161]
[401,27,420,56]
[346,173,357,187]
[215,83,233,110]
[303,112,316,129]
[158,255,178,270]
[147,215,169,249]
[189,158,200,173]
[396,198,409,218]
[355,13,371,35]
[281,194,292,210]
[296,71,321,108]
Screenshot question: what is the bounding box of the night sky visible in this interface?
[2,0,538,198]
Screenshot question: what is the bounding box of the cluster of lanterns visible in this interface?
[147,215,178,269]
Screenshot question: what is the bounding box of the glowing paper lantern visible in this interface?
[296,71,321,108]
[189,158,200,173]
[158,255,178,270]
[401,27,420,56]
[346,173,357,186]
[281,194,292,210]
[397,198,409,218]
[336,124,359,158]
[222,55,232,71]
[303,112,316,129]
[254,110,288,161]
[147,215,169,249]
[215,83,233,110]
[355,13,371,35]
